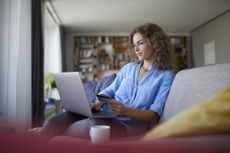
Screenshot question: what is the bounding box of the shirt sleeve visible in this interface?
[149,71,175,116]
[99,63,130,98]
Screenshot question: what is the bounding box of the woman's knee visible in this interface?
[42,112,67,128]
[40,111,86,139]
[65,118,93,138]
[43,111,85,127]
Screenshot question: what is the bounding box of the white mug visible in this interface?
[89,125,110,144]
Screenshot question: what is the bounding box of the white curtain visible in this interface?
[0,0,5,126]
[0,0,31,134]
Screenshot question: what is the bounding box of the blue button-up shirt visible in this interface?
[99,62,175,116]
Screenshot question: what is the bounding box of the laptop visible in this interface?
[53,72,116,118]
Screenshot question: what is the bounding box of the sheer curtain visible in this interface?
[0,0,31,133]
[0,0,4,126]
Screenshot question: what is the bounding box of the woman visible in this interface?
[40,23,175,139]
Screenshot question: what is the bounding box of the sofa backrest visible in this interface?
[160,63,230,123]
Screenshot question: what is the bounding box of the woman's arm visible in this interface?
[99,63,133,98]
[108,100,159,123]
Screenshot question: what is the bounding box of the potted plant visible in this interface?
[98,49,109,63]
[44,73,56,105]
[175,54,187,72]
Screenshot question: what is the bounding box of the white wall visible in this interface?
[0,0,31,133]
[191,11,230,67]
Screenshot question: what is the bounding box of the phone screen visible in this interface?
[96,94,111,102]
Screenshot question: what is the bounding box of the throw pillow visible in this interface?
[83,73,116,103]
[143,88,230,140]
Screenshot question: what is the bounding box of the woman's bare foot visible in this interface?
[26,127,42,137]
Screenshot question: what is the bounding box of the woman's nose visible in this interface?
[135,45,140,51]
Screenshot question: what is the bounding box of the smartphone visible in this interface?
[96,94,111,103]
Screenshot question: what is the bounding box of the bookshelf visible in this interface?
[74,35,130,82]
[170,36,188,72]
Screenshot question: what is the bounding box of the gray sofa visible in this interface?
[161,62,230,123]
[51,63,230,152]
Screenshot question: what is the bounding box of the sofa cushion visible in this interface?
[161,63,230,122]
[143,88,230,140]
[83,73,116,103]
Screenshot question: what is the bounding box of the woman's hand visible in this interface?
[109,100,159,123]
[108,99,127,116]
[90,100,102,110]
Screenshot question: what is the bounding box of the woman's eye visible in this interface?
[138,42,144,45]
[132,41,144,48]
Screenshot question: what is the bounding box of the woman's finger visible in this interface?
[89,103,94,109]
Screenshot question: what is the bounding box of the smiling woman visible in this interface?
[38,23,176,140]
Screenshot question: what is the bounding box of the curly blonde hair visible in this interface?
[129,23,174,70]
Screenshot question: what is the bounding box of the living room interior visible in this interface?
[0,0,230,150]
[43,0,230,119]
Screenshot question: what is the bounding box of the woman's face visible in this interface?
[132,32,154,61]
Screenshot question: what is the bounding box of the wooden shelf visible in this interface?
[74,35,130,82]
[170,36,188,72]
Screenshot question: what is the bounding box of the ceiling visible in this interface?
[49,0,230,34]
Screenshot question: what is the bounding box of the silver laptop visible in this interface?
[53,72,116,118]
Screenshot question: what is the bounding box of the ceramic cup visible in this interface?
[89,125,110,144]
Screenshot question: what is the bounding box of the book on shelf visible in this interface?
[170,37,181,45]
[79,58,94,63]
[80,44,95,48]
[79,49,93,58]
